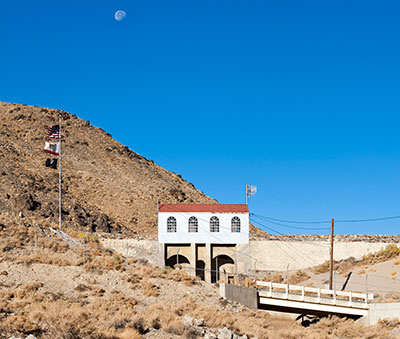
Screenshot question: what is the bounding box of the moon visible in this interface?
[115,10,126,21]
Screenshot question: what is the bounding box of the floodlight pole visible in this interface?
[329,218,334,290]
[58,114,62,231]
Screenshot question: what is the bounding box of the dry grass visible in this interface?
[17,250,79,266]
[1,224,399,339]
[385,291,400,303]
[314,245,400,275]
[310,315,391,339]
[361,244,400,265]
[0,281,140,338]
[117,294,395,339]
[394,259,400,265]
[260,272,284,283]
[377,318,400,329]
[357,269,366,275]
[289,270,310,284]
[314,260,330,274]
[141,281,159,297]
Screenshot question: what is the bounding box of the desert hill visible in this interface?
[0,101,243,238]
[2,101,400,339]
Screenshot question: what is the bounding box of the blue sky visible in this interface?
[2,1,400,235]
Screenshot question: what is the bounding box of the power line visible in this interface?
[250,212,400,225]
[251,213,331,231]
[250,213,331,225]
[251,218,330,249]
[336,216,400,223]
[251,219,321,267]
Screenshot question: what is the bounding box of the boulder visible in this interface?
[218,327,233,339]
[183,315,194,327]
[194,318,205,326]
[95,215,111,233]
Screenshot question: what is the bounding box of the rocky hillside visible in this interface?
[0,101,265,239]
[1,223,396,339]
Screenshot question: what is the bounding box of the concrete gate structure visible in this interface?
[158,204,249,283]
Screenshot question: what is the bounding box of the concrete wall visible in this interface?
[101,238,395,272]
[359,303,400,325]
[158,212,249,244]
[100,238,164,267]
[241,241,395,271]
[220,283,258,309]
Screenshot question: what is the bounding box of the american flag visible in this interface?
[46,125,61,139]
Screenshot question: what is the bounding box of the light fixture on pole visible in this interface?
[246,184,257,204]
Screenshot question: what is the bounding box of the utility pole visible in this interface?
[58,114,62,231]
[329,218,334,289]
[245,184,248,205]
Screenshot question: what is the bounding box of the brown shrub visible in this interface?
[265,272,284,283]
[74,283,92,292]
[39,236,70,253]
[84,254,124,273]
[377,317,400,329]
[310,315,387,339]
[141,281,159,297]
[131,316,147,334]
[314,245,400,275]
[117,328,141,339]
[361,244,400,265]
[385,291,400,303]
[166,320,185,335]
[314,260,330,274]
[289,270,310,284]
[17,250,78,266]
[167,269,199,285]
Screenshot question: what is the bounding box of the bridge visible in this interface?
[221,280,375,320]
[256,281,373,318]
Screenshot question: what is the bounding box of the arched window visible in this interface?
[210,216,219,232]
[231,216,241,233]
[167,216,177,232]
[188,216,198,232]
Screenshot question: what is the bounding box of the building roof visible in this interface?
[158,203,249,213]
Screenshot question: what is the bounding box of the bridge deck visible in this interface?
[256,281,373,317]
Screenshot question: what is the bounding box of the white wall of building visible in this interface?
[158,212,249,244]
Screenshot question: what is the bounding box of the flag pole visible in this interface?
[59,114,62,231]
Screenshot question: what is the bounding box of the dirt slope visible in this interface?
[0,223,397,339]
[0,101,225,238]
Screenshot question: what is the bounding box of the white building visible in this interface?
[158,203,249,282]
